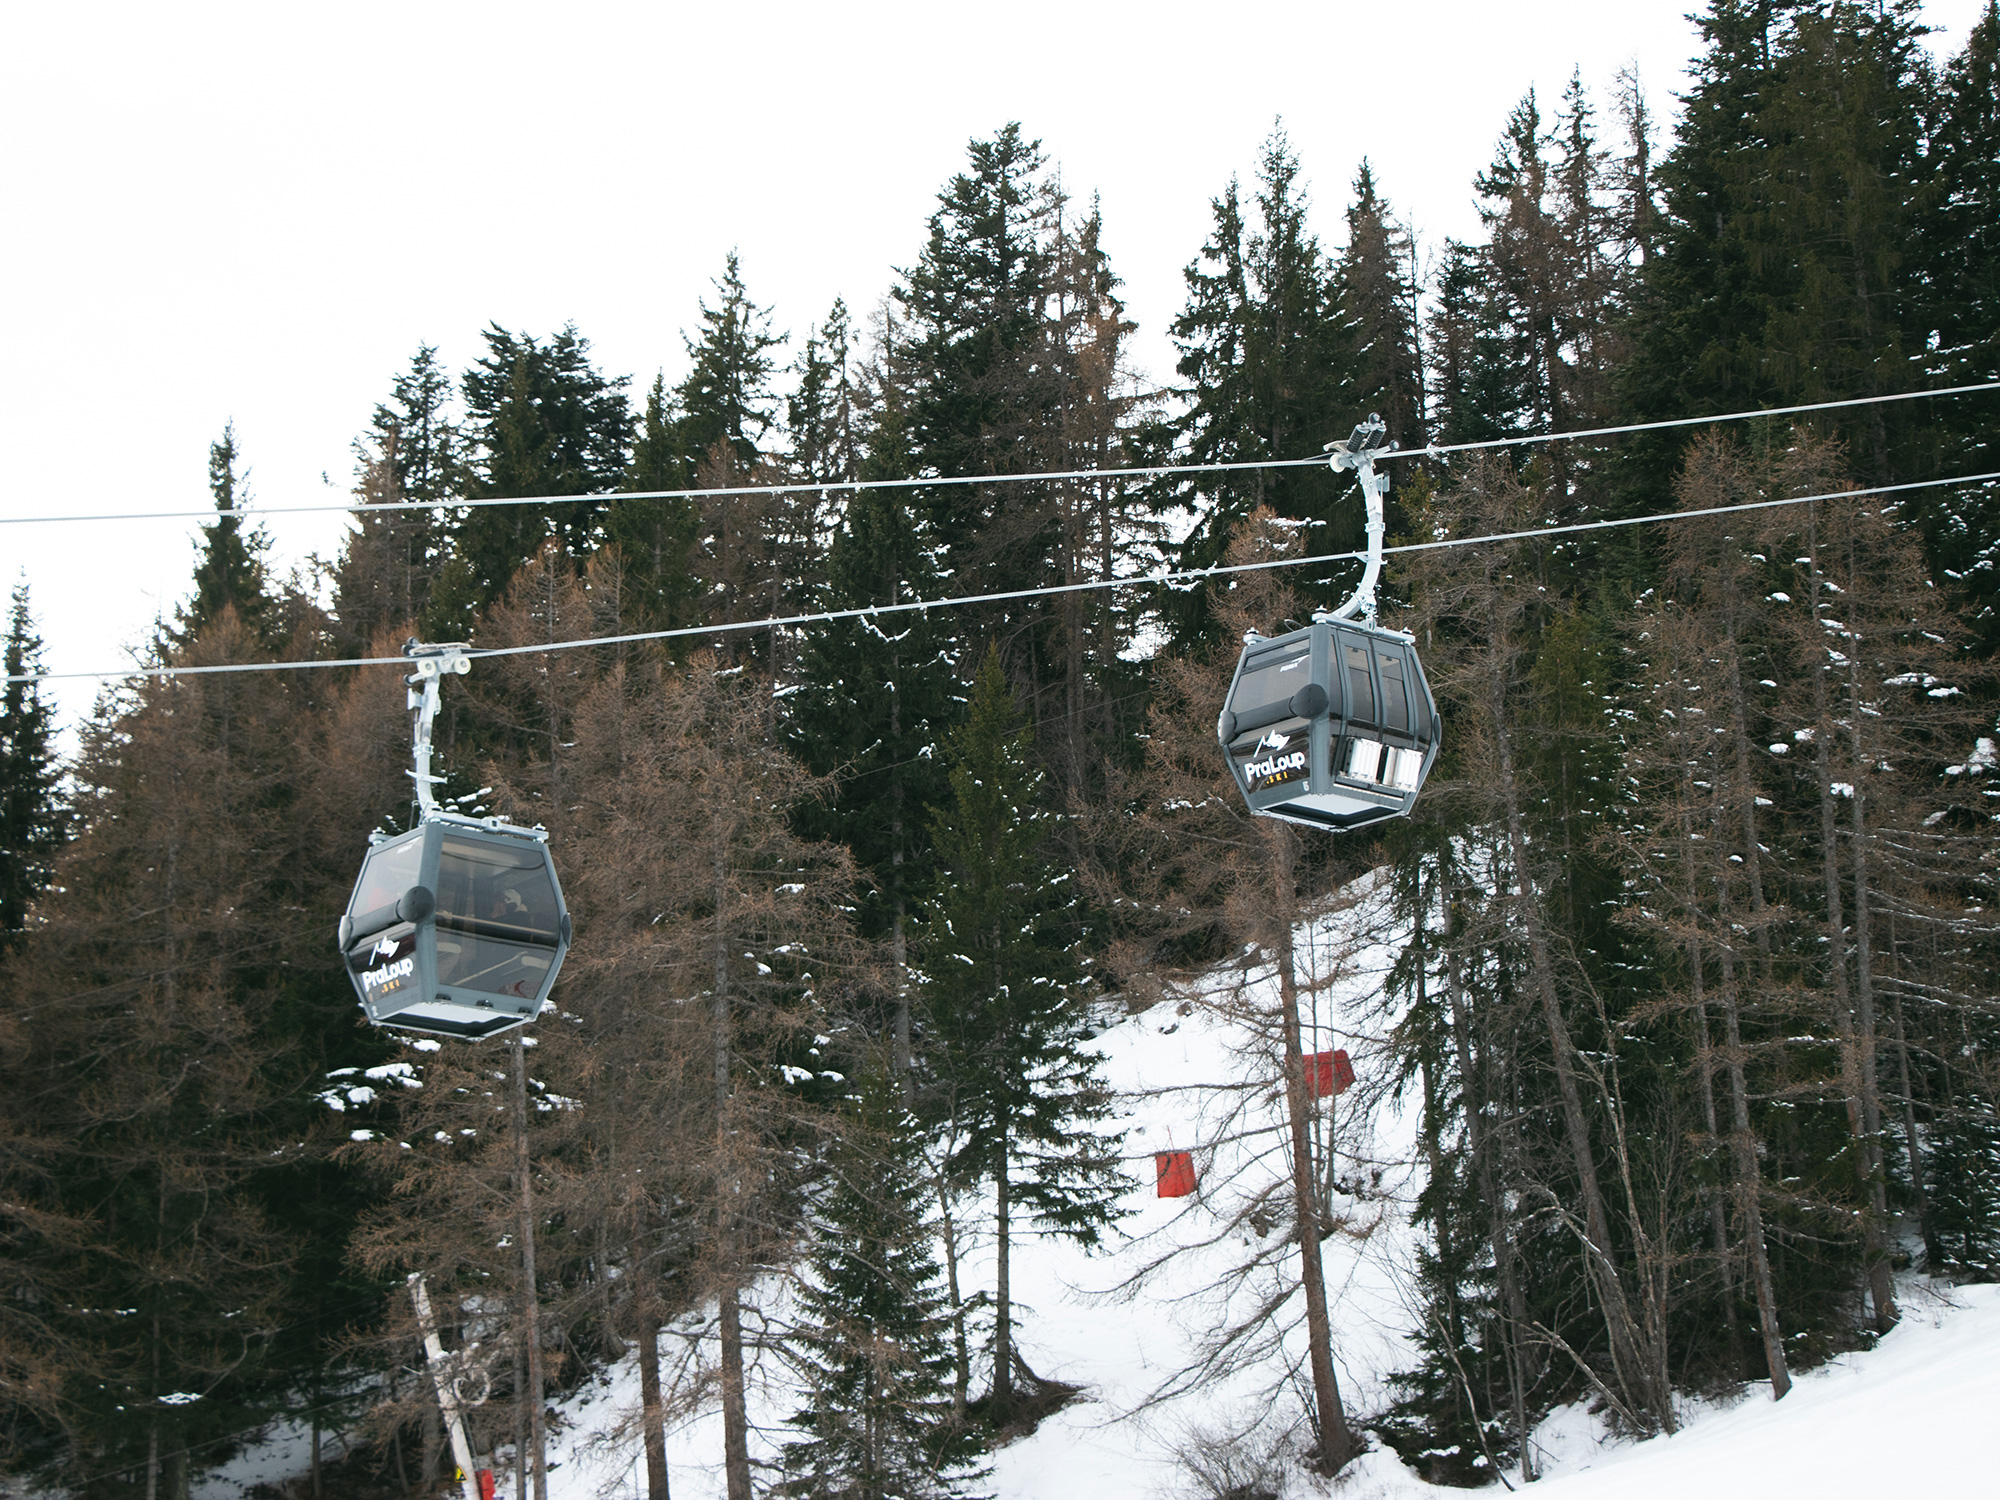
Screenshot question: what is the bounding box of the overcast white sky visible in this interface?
[3,1,1990,732]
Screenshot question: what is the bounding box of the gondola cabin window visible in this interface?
[350,836,425,935]
[433,837,562,1002]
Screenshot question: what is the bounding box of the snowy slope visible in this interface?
[198,872,2000,1500]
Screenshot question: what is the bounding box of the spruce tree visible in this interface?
[892,121,1060,691]
[675,251,785,464]
[441,323,631,622]
[1928,0,2000,634]
[918,647,1125,1420]
[1426,239,1523,449]
[892,129,1148,778]
[335,346,463,649]
[1169,125,1355,639]
[790,477,955,1078]
[1333,162,1424,450]
[898,123,1055,516]
[0,582,65,953]
[178,422,271,643]
[790,300,862,486]
[658,255,819,669]
[1626,1,1933,511]
[605,372,702,633]
[781,1069,985,1500]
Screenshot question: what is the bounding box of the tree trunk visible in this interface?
[890,630,914,1099]
[718,1290,752,1500]
[893,904,913,1098]
[510,1040,548,1500]
[637,1314,671,1500]
[1444,923,1536,1483]
[1269,825,1355,1474]
[1677,795,1743,1359]
[1802,517,1897,1329]
[512,1338,526,1500]
[1688,934,1744,1355]
[1841,604,1898,1323]
[1710,572,1776,973]
[935,1158,969,1418]
[1889,986,1933,1264]
[992,1139,1014,1414]
[1713,924,1791,1398]
[713,840,753,1500]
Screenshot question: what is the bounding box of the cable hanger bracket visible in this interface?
[1321,414,1391,625]
[405,640,471,821]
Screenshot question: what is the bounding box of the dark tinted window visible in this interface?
[435,837,561,946]
[1229,650,1311,718]
[1344,644,1375,724]
[349,837,425,934]
[435,932,555,1002]
[1377,649,1409,732]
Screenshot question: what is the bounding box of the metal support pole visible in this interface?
[409,1273,483,1500]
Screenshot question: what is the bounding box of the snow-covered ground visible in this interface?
[199,873,1999,1499]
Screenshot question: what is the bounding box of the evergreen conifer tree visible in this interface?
[440,324,631,624]
[790,300,862,486]
[781,1069,985,1500]
[898,124,1055,516]
[1334,163,1424,449]
[1426,240,1523,448]
[0,582,65,953]
[1928,0,2000,632]
[675,251,784,464]
[892,130,1148,770]
[1169,126,1355,639]
[790,477,954,1077]
[336,346,463,649]
[1626,1,1933,510]
[178,422,271,643]
[605,372,702,633]
[919,647,1125,1419]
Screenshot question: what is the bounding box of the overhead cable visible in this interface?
[4,381,1995,528]
[13,467,1996,687]
[1371,381,2000,463]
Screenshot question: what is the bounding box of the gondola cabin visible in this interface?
[1217,618,1439,832]
[338,820,571,1041]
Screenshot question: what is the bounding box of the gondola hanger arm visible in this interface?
[1323,415,1391,625]
[404,640,472,821]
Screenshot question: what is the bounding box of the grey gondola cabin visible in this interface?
[1217,619,1439,832]
[340,820,571,1040]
